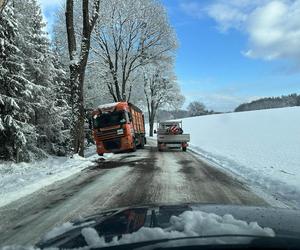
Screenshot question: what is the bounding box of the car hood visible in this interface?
[37,203,300,249]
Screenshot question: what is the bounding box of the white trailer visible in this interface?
[155,121,190,152]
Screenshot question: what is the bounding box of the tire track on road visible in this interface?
[175,151,268,206]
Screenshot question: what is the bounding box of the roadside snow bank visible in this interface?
[81,210,274,248]
[0,147,112,208]
[180,107,300,208]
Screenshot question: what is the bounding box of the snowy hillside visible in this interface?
[179,107,300,208]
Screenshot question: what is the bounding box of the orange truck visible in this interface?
[91,102,146,156]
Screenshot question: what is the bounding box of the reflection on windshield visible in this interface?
[93,111,126,129]
[38,207,276,249]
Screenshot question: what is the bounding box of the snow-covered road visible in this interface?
[0,142,268,246]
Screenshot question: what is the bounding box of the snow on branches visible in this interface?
[0,0,70,162]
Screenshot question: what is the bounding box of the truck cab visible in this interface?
[91,102,146,155]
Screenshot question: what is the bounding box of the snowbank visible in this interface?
[81,210,274,248]
[179,107,300,208]
[0,147,112,208]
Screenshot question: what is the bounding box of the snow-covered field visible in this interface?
[177,107,300,208]
[0,147,109,208]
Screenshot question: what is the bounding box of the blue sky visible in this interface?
[39,0,300,111]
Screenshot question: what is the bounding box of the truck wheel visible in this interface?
[158,143,162,152]
[182,146,187,152]
[144,137,147,145]
[98,153,104,156]
[140,137,145,149]
[131,140,137,152]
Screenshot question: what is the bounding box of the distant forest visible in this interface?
[235,93,300,112]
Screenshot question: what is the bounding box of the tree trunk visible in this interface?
[66,0,100,157]
[69,67,85,157]
[70,53,90,157]
[69,64,80,154]
[149,119,154,137]
[149,109,155,137]
[77,68,86,157]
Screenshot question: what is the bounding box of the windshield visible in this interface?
[1,0,300,249]
[93,111,126,129]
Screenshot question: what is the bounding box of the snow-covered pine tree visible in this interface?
[51,51,72,156]
[0,0,71,162]
[14,0,71,158]
[0,2,37,162]
[51,15,74,155]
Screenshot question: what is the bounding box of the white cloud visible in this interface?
[181,0,300,65]
[205,2,248,32]
[180,2,204,19]
[244,1,300,61]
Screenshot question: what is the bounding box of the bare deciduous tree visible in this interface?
[92,0,177,102]
[143,63,184,136]
[187,101,207,117]
[65,0,100,156]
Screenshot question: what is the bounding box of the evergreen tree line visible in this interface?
[235,93,300,112]
[0,0,71,162]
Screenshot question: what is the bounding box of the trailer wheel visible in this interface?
[140,137,145,149]
[158,142,162,152]
[182,146,187,152]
